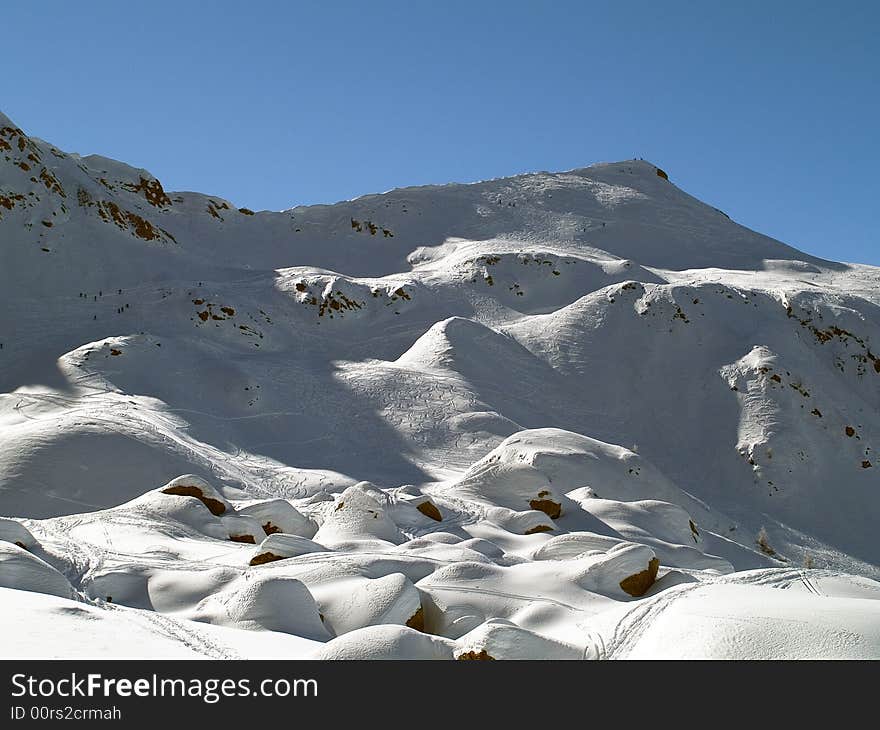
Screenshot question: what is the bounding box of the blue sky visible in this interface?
[2,1,877,264]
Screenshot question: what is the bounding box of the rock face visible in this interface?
[1,108,880,659]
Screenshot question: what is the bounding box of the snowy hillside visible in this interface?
[1,110,878,659]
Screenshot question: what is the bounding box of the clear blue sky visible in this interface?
[2,1,877,264]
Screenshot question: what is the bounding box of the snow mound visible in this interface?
[192,572,329,640]
[314,483,406,547]
[416,541,660,640]
[221,514,265,544]
[483,507,558,535]
[574,542,661,598]
[310,572,424,635]
[396,316,547,377]
[124,487,229,541]
[531,531,621,560]
[446,428,714,526]
[249,533,328,565]
[454,618,582,660]
[0,543,75,599]
[0,586,321,658]
[0,517,37,550]
[386,486,444,526]
[312,625,455,660]
[236,498,317,539]
[620,582,880,659]
[159,474,231,516]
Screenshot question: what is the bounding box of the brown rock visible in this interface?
[262,521,282,535]
[416,501,442,521]
[229,534,256,544]
[405,607,425,632]
[249,551,285,566]
[161,485,227,515]
[619,557,660,597]
[524,524,553,535]
[529,498,561,519]
[457,650,495,660]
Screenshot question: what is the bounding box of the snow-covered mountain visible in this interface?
[1,110,878,659]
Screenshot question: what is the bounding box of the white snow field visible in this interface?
[1,110,879,659]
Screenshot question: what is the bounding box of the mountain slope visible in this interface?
[1,109,878,659]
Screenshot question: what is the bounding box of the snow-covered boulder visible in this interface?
[454,619,582,660]
[484,506,557,535]
[221,514,265,544]
[313,483,405,546]
[531,531,622,561]
[125,489,228,540]
[0,543,76,599]
[310,572,424,636]
[249,534,328,565]
[573,542,660,598]
[0,517,37,550]
[574,497,703,547]
[387,485,443,525]
[159,475,231,516]
[236,499,317,538]
[192,572,329,640]
[311,625,455,660]
[447,429,713,526]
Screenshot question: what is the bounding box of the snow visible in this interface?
[250,533,327,564]
[235,498,317,538]
[308,572,422,636]
[0,587,322,659]
[191,572,330,639]
[1,109,879,658]
[0,515,37,549]
[0,543,76,599]
[313,484,407,547]
[312,625,456,660]
[454,619,582,660]
[617,582,880,660]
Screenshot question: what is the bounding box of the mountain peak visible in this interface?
[0,109,24,132]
